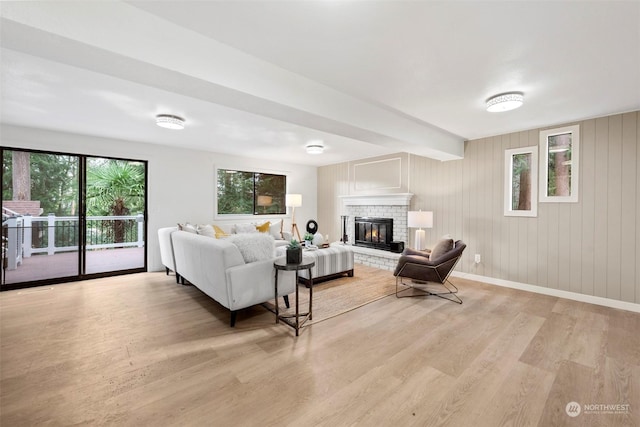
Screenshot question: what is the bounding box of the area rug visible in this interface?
[265,264,397,324]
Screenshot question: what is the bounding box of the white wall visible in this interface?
[1,124,317,272]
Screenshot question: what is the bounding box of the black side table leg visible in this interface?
[308,267,313,321]
[295,270,300,336]
[274,268,279,323]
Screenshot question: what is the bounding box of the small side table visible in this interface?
[274,257,314,336]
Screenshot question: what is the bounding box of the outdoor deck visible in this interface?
[2,247,145,285]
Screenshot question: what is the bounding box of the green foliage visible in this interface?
[85,159,145,244]
[287,239,301,250]
[2,151,145,247]
[511,153,530,210]
[2,150,13,202]
[304,232,314,242]
[217,170,254,214]
[217,169,286,215]
[32,154,79,216]
[2,150,79,216]
[2,152,145,217]
[85,159,145,216]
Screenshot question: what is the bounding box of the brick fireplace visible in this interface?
[339,193,413,271]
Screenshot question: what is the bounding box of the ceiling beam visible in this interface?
[0,1,464,160]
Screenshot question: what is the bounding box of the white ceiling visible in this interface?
[1,1,639,167]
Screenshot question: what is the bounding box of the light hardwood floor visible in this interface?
[1,265,638,426]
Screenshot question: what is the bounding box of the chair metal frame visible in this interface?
[394,254,463,304]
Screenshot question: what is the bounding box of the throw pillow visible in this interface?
[429,238,454,261]
[256,221,271,233]
[269,220,284,240]
[235,223,258,234]
[227,233,275,263]
[178,222,197,234]
[212,224,228,239]
[196,224,216,238]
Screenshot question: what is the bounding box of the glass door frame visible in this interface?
[1,147,148,291]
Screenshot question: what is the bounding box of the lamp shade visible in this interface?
[407,211,433,228]
[257,195,273,207]
[285,193,302,208]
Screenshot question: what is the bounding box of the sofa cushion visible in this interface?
[178,222,197,234]
[227,233,275,263]
[196,224,216,238]
[256,221,271,233]
[429,238,454,261]
[234,223,258,234]
[212,224,229,239]
[269,220,284,240]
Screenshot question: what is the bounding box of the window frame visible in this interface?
[504,146,538,217]
[215,167,287,218]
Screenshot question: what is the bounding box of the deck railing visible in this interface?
[2,206,20,220]
[2,213,145,270]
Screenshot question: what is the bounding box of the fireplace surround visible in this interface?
[339,193,413,270]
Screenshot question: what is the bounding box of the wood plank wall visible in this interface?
[317,163,350,243]
[318,111,639,304]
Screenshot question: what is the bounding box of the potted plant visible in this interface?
[303,232,314,247]
[286,239,302,264]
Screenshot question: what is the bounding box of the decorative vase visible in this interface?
[286,247,302,264]
[312,232,324,246]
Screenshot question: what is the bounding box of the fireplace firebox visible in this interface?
[354,217,393,251]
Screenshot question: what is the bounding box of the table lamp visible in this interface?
[257,195,273,213]
[407,210,433,250]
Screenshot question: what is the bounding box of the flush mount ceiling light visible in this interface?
[486,92,524,112]
[306,141,324,154]
[155,114,185,130]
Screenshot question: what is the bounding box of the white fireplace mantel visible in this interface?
[339,193,413,206]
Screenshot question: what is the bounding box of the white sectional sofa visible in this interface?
[158,227,295,327]
[158,226,180,283]
[158,221,291,280]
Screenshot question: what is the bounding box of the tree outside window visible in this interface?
[504,146,538,217]
[217,169,286,215]
[539,125,580,203]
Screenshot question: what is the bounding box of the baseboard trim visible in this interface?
[451,271,640,314]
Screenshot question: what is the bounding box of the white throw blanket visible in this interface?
[227,233,275,263]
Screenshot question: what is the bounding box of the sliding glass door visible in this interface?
[1,148,147,290]
[85,157,146,275]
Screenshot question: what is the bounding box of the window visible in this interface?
[504,146,538,217]
[216,169,286,215]
[539,125,580,203]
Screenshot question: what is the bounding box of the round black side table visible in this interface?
[274,257,314,336]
